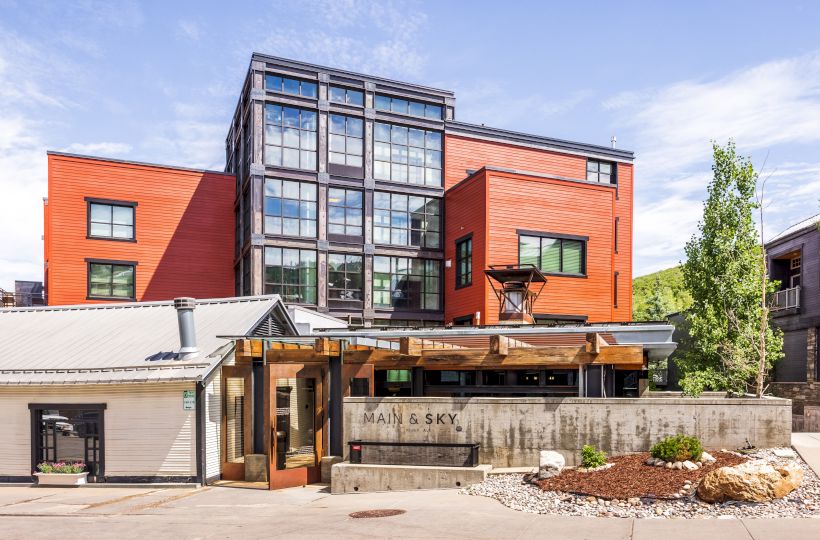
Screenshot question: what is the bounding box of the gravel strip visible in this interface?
[461,448,820,519]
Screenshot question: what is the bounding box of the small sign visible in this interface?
[183,390,195,410]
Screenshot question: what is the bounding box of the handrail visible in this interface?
[771,286,800,311]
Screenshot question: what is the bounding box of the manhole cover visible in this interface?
[349,509,406,519]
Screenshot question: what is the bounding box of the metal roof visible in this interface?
[768,213,820,244]
[0,295,295,385]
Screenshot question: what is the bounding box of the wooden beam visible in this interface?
[314,338,340,355]
[400,337,422,355]
[489,335,532,355]
[586,333,608,354]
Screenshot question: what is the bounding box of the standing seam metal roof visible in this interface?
[0,295,292,385]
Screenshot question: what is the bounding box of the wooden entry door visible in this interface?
[221,365,253,481]
[266,364,325,489]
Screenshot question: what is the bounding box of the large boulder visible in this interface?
[538,450,565,480]
[697,459,803,503]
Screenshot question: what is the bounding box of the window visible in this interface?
[614,217,619,254]
[791,257,802,270]
[328,188,362,236]
[373,192,440,248]
[587,159,615,183]
[264,104,317,170]
[31,404,104,480]
[264,179,317,237]
[374,95,443,119]
[87,200,135,240]
[372,319,439,328]
[265,74,317,98]
[328,253,363,303]
[329,86,364,106]
[373,122,442,186]
[264,247,317,304]
[373,256,440,310]
[614,272,619,308]
[87,261,135,299]
[329,114,364,168]
[519,234,586,275]
[456,236,472,288]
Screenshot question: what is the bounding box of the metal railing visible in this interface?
[0,290,47,308]
[771,286,800,312]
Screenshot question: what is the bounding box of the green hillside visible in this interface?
[632,266,692,321]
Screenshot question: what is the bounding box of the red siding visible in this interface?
[443,134,634,323]
[45,154,235,305]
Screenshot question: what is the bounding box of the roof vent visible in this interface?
[174,297,199,359]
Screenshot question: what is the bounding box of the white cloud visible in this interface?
[610,52,820,276]
[61,142,132,156]
[141,119,226,171]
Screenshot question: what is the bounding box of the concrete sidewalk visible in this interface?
[792,433,820,476]
[0,483,819,539]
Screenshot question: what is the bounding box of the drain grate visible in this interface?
[349,509,406,519]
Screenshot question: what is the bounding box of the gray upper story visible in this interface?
[766,213,820,332]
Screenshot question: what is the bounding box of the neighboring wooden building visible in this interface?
[44,152,235,306]
[766,214,820,423]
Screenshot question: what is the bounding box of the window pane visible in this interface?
[283,107,299,127]
[301,110,317,131]
[283,78,299,95]
[408,101,424,116]
[329,86,345,103]
[266,125,282,146]
[265,104,282,124]
[300,130,316,151]
[425,105,442,119]
[425,131,442,149]
[347,90,364,106]
[347,118,363,137]
[301,150,316,170]
[519,236,540,267]
[392,99,408,114]
[90,264,111,283]
[266,75,282,91]
[375,95,391,111]
[90,203,110,223]
[563,241,583,274]
[112,225,132,239]
[90,222,111,237]
[329,114,345,134]
[330,134,346,153]
[265,146,282,166]
[301,81,317,98]
[282,148,300,168]
[374,122,390,142]
[283,128,300,148]
[391,126,408,145]
[541,239,561,273]
[600,162,612,174]
[374,141,390,161]
[374,161,390,180]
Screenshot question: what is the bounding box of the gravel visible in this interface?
[461,448,820,519]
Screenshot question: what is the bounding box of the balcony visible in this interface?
[770,286,800,313]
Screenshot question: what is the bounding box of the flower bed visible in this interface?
[536,451,744,500]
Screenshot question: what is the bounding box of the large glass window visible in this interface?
[88,262,135,299]
[264,104,317,170]
[328,253,363,303]
[519,235,586,275]
[373,192,440,248]
[264,247,317,304]
[328,188,362,236]
[456,237,472,288]
[374,95,443,119]
[373,256,440,310]
[265,74,317,98]
[329,86,364,106]
[264,179,317,237]
[373,122,442,186]
[88,202,134,240]
[32,405,103,479]
[587,159,614,184]
[329,114,364,168]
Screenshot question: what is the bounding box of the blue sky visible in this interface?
[2,0,820,291]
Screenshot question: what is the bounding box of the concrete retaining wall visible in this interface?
[343,396,792,467]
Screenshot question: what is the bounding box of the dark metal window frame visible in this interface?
[373,191,441,249]
[264,74,318,99]
[586,158,617,185]
[85,197,137,242]
[263,178,318,239]
[452,314,474,326]
[263,246,318,305]
[327,252,364,306]
[329,85,364,107]
[614,217,619,254]
[455,233,473,289]
[372,255,441,311]
[29,403,106,481]
[327,187,364,239]
[85,258,137,301]
[373,121,443,187]
[614,271,619,308]
[517,230,588,278]
[373,94,444,120]
[328,113,364,168]
[263,103,318,171]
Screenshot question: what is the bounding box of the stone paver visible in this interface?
[792,433,820,477]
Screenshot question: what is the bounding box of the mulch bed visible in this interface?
[537,451,746,500]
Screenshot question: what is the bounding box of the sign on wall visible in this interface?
[183,390,195,410]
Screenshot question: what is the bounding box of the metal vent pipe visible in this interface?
[173,297,199,358]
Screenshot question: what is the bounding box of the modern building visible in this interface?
[223,53,634,327]
[766,213,820,426]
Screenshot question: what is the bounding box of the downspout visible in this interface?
[195,380,205,485]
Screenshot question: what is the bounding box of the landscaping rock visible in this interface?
[682,460,698,471]
[701,451,716,463]
[538,450,565,480]
[773,448,797,459]
[697,459,804,503]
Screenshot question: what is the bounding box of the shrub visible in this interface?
[650,435,703,462]
[36,461,86,474]
[581,444,607,468]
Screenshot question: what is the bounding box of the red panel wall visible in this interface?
[443,134,634,323]
[45,154,235,305]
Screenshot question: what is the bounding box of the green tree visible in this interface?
[678,141,783,396]
[645,276,671,320]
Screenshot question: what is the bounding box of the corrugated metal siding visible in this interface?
[0,383,196,477]
[205,371,221,480]
[45,154,235,305]
[776,330,808,382]
[444,173,487,324]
